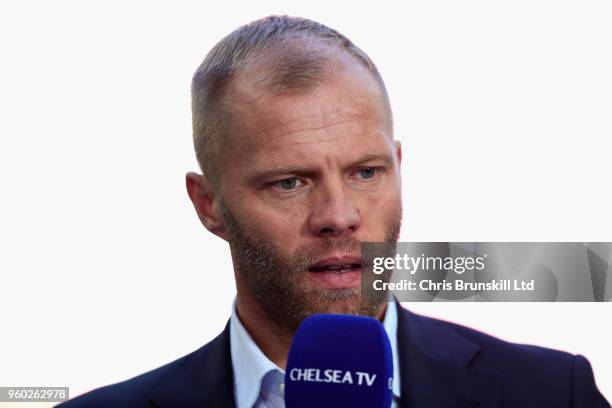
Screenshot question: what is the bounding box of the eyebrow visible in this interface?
[248,152,394,183]
[351,153,394,167]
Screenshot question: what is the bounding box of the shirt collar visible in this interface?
[230,301,280,408]
[229,298,401,408]
[382,297,402,399]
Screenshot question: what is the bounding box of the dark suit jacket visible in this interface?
[58,304,609,407]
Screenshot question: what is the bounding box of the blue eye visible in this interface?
[358,167,377,179]
[278,177,299,190]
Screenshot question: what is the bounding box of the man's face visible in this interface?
[215,62,402,332]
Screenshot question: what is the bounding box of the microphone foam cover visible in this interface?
[285,313,393,408]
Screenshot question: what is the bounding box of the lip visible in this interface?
[306,255,363,289]
[307,255,363,272]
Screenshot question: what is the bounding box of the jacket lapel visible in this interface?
[150,305,504,407]
[149,321,235,408]
[396,304,503,408]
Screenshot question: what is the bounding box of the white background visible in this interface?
[0,0,610,405]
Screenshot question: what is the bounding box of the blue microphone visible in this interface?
[284,314,393,408]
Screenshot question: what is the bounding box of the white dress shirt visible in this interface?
[230,299,401,407]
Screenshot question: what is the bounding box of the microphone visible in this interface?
[284,314,393,408]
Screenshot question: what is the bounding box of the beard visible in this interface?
[220,200,402,335]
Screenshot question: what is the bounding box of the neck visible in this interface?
[235,286,293,369]
[235,284,389,370]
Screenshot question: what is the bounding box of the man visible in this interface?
[59,15,609,407]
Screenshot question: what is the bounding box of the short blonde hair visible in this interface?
[191,15,391,183]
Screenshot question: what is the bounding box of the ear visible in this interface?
[392,140,403,188]
[394,140,402,168]
[185,172,227,240]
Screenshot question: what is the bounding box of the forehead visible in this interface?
[220,65,392,169]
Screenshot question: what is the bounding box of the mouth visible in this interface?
[306,256,363,288]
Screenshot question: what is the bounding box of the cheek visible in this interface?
[358,190,401,225]
[242,200,306,241]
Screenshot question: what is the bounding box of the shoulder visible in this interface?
[400,306,609,406]
[440,314,576,374]
[57,326,232,408]
[401,305,574,367]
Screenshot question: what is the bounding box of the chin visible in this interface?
[305,290,367,316]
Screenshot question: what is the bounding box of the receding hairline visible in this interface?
[190,16,393,184]
[232,36,378,96]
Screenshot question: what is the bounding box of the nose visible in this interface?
[308,182,361,238]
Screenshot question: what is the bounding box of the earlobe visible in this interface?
[185,172,227,240]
